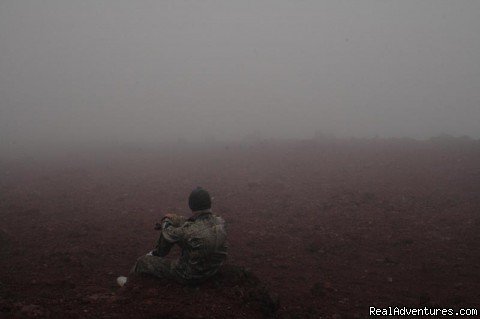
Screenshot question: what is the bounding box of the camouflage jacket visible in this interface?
[153,210,227,282]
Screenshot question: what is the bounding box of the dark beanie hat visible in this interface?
[188,187,211,211]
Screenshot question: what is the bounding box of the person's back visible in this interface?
[164,210,227,283]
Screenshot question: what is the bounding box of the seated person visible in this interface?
[127,187,227,285]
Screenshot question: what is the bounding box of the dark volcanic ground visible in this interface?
[1,138,479,318]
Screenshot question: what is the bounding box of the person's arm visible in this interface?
[152,234,174,257]
[152,214,186,257]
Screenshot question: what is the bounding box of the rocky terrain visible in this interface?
[1,138,479,318]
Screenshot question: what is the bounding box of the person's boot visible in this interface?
[116,276,128,287]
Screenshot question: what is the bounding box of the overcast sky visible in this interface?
[1,0,479,149]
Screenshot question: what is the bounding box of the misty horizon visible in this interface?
[1,1,480,153]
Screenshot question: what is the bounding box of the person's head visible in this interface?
[188,187,211,212]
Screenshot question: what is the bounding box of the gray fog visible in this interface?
[1,1,480,152]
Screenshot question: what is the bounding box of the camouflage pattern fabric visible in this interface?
[131,211,227,285]
[131,255,176,280]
